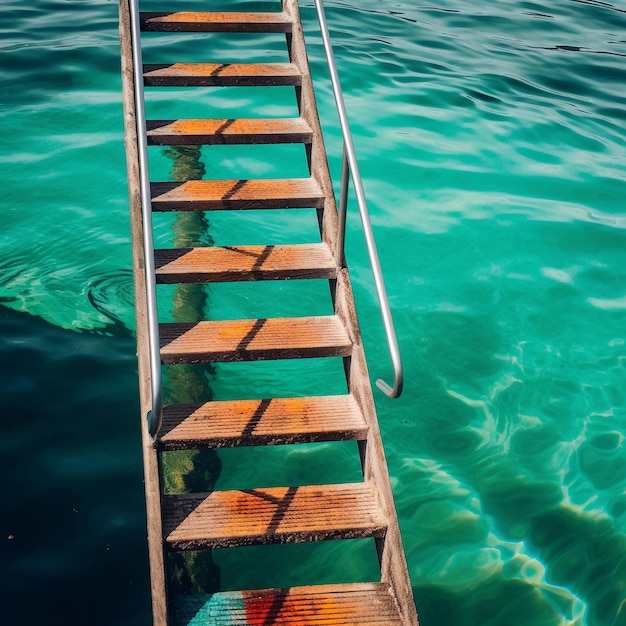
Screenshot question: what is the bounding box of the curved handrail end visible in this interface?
[376,375,403,399]
[313,0,404,403]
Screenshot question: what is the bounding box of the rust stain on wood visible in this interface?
[171,583,402,625]
[146,117,313,145]
[143,62,302,87]
[159,316,352,363]
[150,178,324,211]
[154,243,336,282]
[159,395,368,449]
[163,483,387,549]
[141,11,293,33]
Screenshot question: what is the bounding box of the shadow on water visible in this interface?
[160,145,223,595]
[0,142,221,626]
[0,305,151,625]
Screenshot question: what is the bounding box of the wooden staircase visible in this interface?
[119,0,418,624]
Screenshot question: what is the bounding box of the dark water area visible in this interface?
[0,307,151,624]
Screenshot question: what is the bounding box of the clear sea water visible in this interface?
[2,0,626,624]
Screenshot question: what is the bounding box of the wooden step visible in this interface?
[141,11,293,33]
[159,395,368,450]
[146,117,313,145]
[144,62,301,87]
[170,582,403,625]
[154,243,336,283]
[151,178,324,212]
[163,482,387,550]
[160,316,352,364]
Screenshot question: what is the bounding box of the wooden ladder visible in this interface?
[119,0,418,624]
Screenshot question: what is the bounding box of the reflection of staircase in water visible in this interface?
[119,0,418,624]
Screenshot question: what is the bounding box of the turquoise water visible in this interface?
[3,0,626,624]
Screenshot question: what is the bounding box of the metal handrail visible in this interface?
[127,0,401,431]
[129,0,163,437]
[312,0,403,398]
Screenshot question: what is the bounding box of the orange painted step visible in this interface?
[154,243,336,283]
[150,178,324,211]
[163,482,387,550]
[170,583,403,625]
[159,395,368,450]
[140,11,292,33]
[143,62,301,87]
[146,117,313,145]
[159,316,352,364]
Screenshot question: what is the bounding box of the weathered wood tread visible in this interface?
[163,482,387,549]
[159,395,368,449]
[170,582,402,625]
[146,117,313,145]
[144,62,301,87]
[151,178,324,211]
[160,316,352,364]
[141,11,293,33]
[154,243,336,283]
